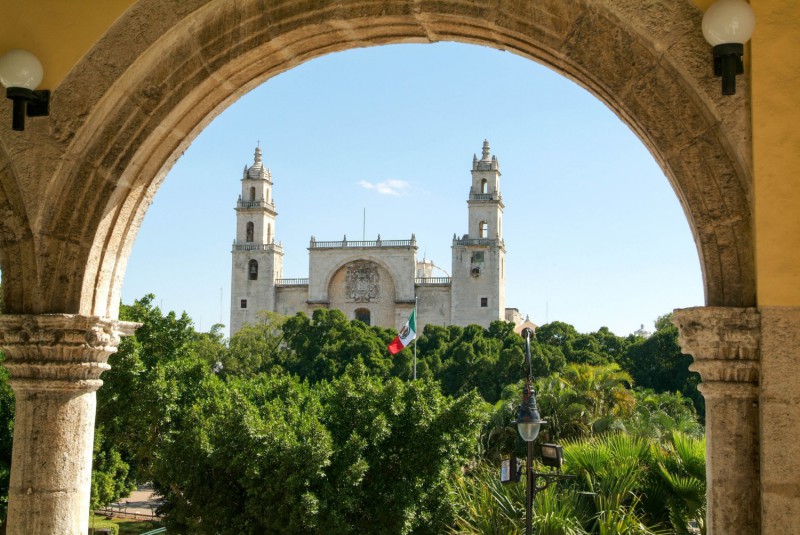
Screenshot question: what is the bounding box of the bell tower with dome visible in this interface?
[230,146,283,333]
[450,140,506,327]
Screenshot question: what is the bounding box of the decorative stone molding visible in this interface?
[674,306,762,535]
[672,306,760,398]
[0,314,139,393]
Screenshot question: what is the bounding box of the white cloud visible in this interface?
[358,179,410,196]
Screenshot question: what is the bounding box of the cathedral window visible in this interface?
[481,179,488,194]
[267,223,272,243]
[354,308,371,325]
[248,259,258,280]
[249,187,256,201]
[241,299,248,309]
[246,222,254,242]
[479,221,488,238]
[480,297,488,308]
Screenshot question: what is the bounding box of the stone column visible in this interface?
[672,307,760,535]
[0,315,138,535]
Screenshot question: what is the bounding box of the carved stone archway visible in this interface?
[0,1,758,533]
[0,0,753,319]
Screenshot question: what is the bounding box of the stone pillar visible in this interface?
[0,315,138,535]
[672,307,760,535]
[758,307,800,535]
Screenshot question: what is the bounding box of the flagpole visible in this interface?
[413,296,418,380]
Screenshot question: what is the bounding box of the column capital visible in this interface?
[0,314,139,393]
[672,306,760,398]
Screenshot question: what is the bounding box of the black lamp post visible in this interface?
[517,327,545,535]
[514,327,574,535]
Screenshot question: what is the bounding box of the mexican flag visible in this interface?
[388,309,416,355]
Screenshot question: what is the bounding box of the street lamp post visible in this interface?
[516,327,546,535]
[514,327,574,535]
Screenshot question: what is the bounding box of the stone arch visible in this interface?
[248,259,258,280]
[321,254,405,302]
[327,258,399,328]
[0,0,754,318]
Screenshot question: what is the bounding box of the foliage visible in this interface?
[147,363,487,534]
[0,360,13,523]
[89,515,160,535]
[564,434,667,534]
[648,432,707,534]
[620,315,703,418]
[419,322,564,404]
[317,365,488,534]
[449,463,524,534]
[96,294,222,490]
[88,516,120,535]
[281,309,396,382]
[222,312,288,376]
[81,299,706,532]
[155,373,331,535]
[90,427,134,511]
[625,390,703,442]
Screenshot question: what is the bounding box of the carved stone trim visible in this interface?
[672,307,760,398]
[0,315,139,393]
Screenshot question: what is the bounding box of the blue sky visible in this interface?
[121,42,704,337]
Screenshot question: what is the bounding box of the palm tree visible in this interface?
[563,434,668,535]
[650,432,706,534]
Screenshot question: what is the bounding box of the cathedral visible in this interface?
[230,140,522,335]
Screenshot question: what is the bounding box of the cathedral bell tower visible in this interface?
[450,140,506,327]
[230,146,283,333]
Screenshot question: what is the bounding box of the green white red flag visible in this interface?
[388,309,416,355]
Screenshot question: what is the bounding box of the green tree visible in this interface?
[624,390,703,442]
[281,309,394,382]
[317,365,488,534]
[96,294,221,486]
[649,432,706,534]
[156,373,332,535]
[90,427,133,511]
[224,312,289,377]
[621,314,703,418]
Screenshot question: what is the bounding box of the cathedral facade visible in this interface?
[230,141,520,335]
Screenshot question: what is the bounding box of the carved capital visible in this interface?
[0,315,139,393]
[672,307,760,398]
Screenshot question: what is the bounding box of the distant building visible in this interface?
[230,141,523,335]
[633,324,653,338]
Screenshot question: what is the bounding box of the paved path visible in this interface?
[104,485,163,518]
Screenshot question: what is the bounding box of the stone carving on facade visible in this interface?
[345,261,380,302]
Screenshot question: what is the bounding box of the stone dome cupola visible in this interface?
[473,139,500,172]
[243,145,271,180]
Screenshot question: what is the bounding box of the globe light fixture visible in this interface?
[516,381,545,442]
[702,0,756,95]
[0,49,50,131]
